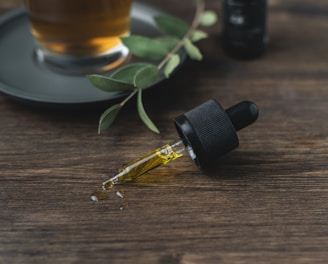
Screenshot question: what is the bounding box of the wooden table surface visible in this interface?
[1,0,328,263]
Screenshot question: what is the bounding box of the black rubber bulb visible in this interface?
[226,100,259,131]
[174,100,259,169]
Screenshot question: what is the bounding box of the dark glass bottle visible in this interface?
[222,0,267,59]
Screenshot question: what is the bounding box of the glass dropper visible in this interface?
[91,100,259,201]
[101,139,188,190]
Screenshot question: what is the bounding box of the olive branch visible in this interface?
[87,0,217,134]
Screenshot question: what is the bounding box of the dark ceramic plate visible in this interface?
[0,2,184,106]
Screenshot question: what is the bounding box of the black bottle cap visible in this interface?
[174,100,259,169]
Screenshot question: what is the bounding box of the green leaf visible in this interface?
[134,65,160,89]
[191,30,208,42]
[154,16,189,38]
[199,11,218,27]
[110,63,155,85]
[137,90,160,134]
[87,74,134,92]
[164,54,181,78]
[121,36,168,60]
[98,104,122,134]
[155,36,179,51]
[184,38,203,61]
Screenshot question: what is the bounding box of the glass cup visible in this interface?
[23,0,133,74]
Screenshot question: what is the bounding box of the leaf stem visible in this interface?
[157,0,205,70]
[120,89,138,107]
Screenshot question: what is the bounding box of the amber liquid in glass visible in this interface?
[24,0,132,56]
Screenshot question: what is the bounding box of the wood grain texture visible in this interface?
[1,0,328,263]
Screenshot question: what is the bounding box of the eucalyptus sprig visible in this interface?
[87,0,217,134]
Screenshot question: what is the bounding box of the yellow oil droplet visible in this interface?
[119,200,129,211]
[116,189,125,199]
[90,190,109,202]
[103,180,115,190]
